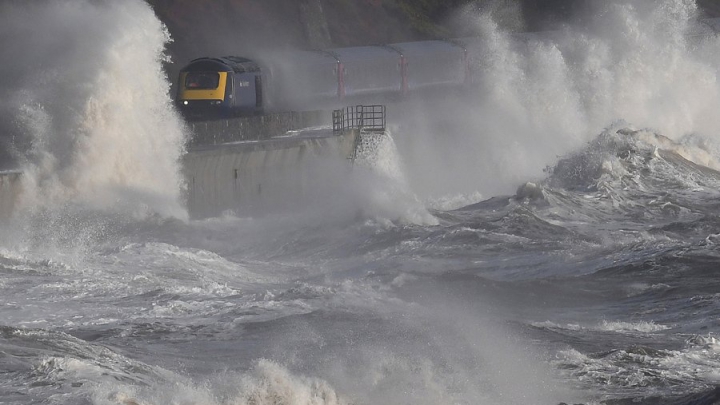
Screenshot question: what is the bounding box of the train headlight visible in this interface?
[183,100,189,105]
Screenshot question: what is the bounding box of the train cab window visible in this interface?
[185,72,220,89]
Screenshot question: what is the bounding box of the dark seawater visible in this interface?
[4,127,720,405]
[4,0,720,404]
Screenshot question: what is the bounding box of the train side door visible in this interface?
[255,75,263,109]
[225,74,234,107]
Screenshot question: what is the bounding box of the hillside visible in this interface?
[148,0,464,66]
[147,0,720,85]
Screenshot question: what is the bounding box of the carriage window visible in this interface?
[185,72,220,89]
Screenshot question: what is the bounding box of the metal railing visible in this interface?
[332,105,386,134]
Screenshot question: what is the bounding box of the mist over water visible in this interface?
[0,0,187,220]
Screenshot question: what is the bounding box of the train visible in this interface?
[175,18,720,121]
[175,39,482,120]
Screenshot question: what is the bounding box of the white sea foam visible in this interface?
[555,334,720,396]
[351,130,439,225]
[98,360,351,405]
[597,320,671,333]
[532,321,584,331]
[533,320,670,333]
[425,191,485,211]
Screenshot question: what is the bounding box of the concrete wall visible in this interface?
[187,111,327,146]
[183,130,358,218]
[0,171,22,221]
[0,128,357,220]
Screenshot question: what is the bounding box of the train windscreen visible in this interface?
[185,72,220,89]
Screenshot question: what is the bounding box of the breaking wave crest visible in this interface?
[0,0,187,219]
[507,125,720,226]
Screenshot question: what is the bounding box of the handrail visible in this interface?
[332,105,386,134]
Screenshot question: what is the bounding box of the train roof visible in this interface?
[181,56,260,73]
[326,45,400,61]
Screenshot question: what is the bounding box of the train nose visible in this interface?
[179,100,223,107]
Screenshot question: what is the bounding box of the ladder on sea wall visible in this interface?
[332,105,387,163]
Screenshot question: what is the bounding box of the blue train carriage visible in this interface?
[326,45,404,101]
[260,50,342,111]
[387,40,468,96]
[177,56,263,120]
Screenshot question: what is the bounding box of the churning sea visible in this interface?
[4,0,720,404]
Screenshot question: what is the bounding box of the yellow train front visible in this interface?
[176,57,264,120]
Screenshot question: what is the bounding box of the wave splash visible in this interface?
[101,360,350,405]
[0,0,187,220]
[401,0,720,201]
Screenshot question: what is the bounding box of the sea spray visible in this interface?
[0,0,187,220]
[353,129,438,225]
[96,360,351,405]
[396,0,720,201]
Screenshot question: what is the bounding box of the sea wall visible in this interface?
[183,130,358,218]
[0,126,357,220]
[187,111,326,145]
